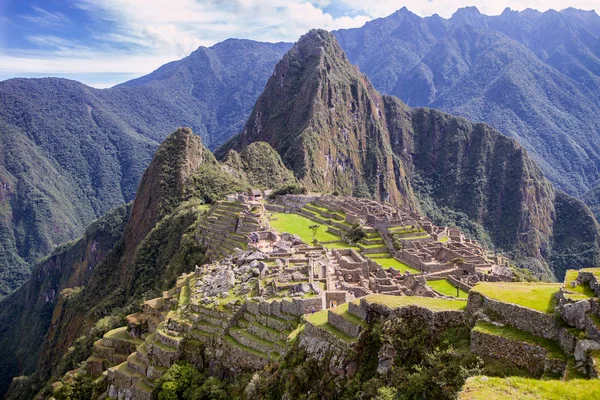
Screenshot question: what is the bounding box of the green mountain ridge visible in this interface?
[0,40,290,297]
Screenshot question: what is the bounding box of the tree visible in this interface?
[309,224,320,246]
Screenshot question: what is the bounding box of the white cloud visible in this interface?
[3,0,599,87]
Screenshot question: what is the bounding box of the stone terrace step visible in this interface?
[127,352,147,376]
[246,320,289,343]
[471,321,567,377]
[224,334,270,360]
[229,327,279,355]
[327,303,367,338]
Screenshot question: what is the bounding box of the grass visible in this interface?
[363,294,467,311]
[330,303,367,327]
[473,321,566,361]
[459,376,600,400]
[369,256,419,273]
[288,324,305,341]
[104,327,143,345]
[563,270,595,300]
[439,236,449,243]
[472,282,561,314]
[428,279,469,298]
[179,284,190,306]
[270,212,342,244]
[224,335,269,359]
[305,309,356,342]
[326,241,360,250]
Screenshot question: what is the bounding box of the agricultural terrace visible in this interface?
[472,282,561,314]
[269,212,359,250]
[460,376,600,400]
[363,294,467,311]
[428,279,469,298]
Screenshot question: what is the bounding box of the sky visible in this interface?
[0,0,598,88]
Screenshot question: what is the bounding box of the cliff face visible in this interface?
[222,142,297,189]
[0,205,130,398]
[219,30,416,208]
[121,127,216,267]
[386,102,555,271]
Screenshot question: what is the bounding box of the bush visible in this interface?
[268,184,307,199]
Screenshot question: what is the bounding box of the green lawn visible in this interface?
[459,376,600,400]
[330,303,367,327]
[473,321,566,361]
[428,279,469,298]
[370,256,419,273]
[104,327,143,344]
[270,213,341,244]
[363,294,467,311]
[305,309,355,342]
[563,270,595,300]
[472,282,560,314]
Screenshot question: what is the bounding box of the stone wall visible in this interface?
[466,291,560,340]
[328,311,361,337]
[470,329,566,376]
[365,300,466,333]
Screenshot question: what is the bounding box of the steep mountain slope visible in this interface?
[334,7,600,196]
[0,40,289,297]
[0,204,130,398]
[219,29,600,279]
[0,128,293,398]
[218,30,416,208]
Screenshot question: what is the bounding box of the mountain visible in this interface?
[219,29,600,279]
[0,40,290,298]
[333,7,600,196]
[2,30,599,397]
[0,128,294,397]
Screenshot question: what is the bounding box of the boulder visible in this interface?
[574,339,600,361]
[561,300,591,329]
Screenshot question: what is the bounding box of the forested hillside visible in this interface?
[334,7,600,196]
[0,40,290,297]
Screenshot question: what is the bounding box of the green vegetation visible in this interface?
[460,376,600,399]
[305,309,355,342]
[562,270,595,300]
[153,362,251,400]
[268,184,307,199]
[269,213,341,244]
[185,164,248,204]
[473,321,566,361]
[370,256,419,273]
[330,303,367,328]
[472,282,561,314]
[428,279,469,298]
[364,294,467,311]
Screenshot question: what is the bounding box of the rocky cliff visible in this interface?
[218,30,416,209]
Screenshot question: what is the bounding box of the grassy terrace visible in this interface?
[370,256,419,273]
[472,282,561,314]
[363,294,467,311]
[224,335,269,359]
[428,279,469,298]
[305,309,356,342]
[473,321,566,361]
[270,212,341,243]
[330,303,367,327]
[459,376,600,400]
[563,270,595,301]
[104,327,143,345]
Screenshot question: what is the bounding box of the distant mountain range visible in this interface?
[1,6,600,297]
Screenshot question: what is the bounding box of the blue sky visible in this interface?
[0,0,597,88]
